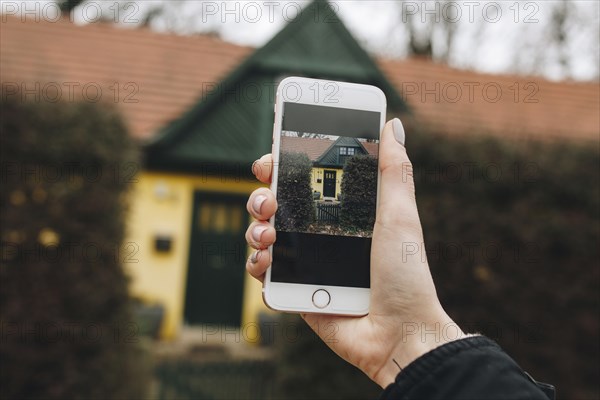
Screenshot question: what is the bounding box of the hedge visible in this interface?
[340,155,378,231]
[273,314,381,399]
[409,130,599,400]
[0,85,150,399]
[275,151,315,231]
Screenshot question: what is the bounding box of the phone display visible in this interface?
[272,103,380,288]
[264,77,386,315]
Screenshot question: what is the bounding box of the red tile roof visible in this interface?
[2,16,598,143]
[280,136,334,160]
[280,136,378,160]
[1,17,252,140]
[361,142,379,157]
[377,58,600,141]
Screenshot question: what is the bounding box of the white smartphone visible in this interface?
[263,77,386,315]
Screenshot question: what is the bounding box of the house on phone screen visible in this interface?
[3,1,597,342]
[280,136,379,200]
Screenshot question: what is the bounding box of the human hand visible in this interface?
[245,119,466,388]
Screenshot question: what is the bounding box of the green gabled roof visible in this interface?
[145,0,407,172]
[315,137,368,167]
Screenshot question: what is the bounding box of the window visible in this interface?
[338,147,358,165]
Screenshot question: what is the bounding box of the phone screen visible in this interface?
[271,102,381,288]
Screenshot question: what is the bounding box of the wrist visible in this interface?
[372,313,468,388]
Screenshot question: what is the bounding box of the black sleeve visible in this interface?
[379,336,555,400]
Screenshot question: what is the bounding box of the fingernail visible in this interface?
[252,225,268,242]
[251,160,259,175]
[249,250,260,264]
[393,118,405,146]
[252,194,267,214]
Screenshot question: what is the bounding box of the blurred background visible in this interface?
[1,1,598,399]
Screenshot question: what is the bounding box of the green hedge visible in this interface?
[412,130,599,400]
[275,151,315,231]
[273,314,381,400]
[0,85,150,399]
[340,155,378,231]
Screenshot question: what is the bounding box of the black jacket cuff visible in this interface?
[379,336,555,400]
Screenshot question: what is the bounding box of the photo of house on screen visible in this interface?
[276,134,379,238]
[280,135,379,201]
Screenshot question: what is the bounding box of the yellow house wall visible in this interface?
[311,167,343,199]
[125,170,271,340]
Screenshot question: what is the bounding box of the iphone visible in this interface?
[263,77,386,315]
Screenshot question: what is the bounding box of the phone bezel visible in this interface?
[264,76,386,315]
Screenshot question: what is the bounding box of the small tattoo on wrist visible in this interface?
[392,358,403,371]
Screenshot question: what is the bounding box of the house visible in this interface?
[280,136,378,200]
[2,1,597,340]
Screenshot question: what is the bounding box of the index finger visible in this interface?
[252,153,273,184]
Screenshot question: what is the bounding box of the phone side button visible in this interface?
[312,289,331,309]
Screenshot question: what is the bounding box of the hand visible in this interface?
[245,119,467,388]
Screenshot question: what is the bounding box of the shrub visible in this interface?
[408,129,599,400]
[0,85,149,399]
[340,155,378,230]
[273,314,381,400]
[275,151,315,231]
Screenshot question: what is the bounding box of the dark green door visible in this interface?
[184,191,248,326]
[323,170,337,198]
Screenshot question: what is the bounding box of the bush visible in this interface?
[340,155,378,230]
[275,151,315,231]
[408,129,599,400]
[0,85,149,399]
[273,314,381,400]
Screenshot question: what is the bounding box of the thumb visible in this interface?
[376,118,419,232]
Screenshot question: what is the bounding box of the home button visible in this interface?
[312,289,330,309]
